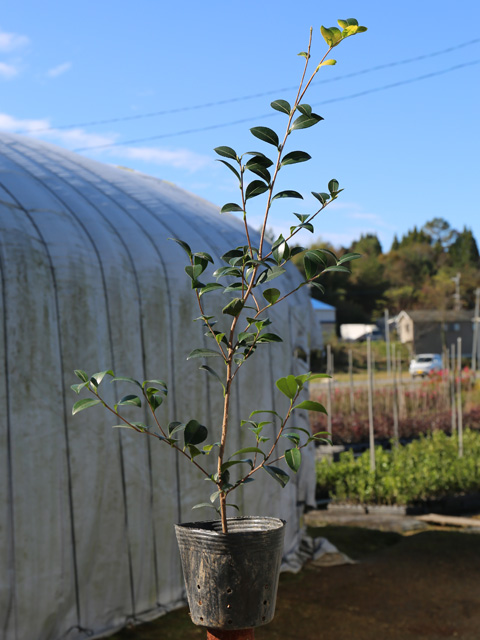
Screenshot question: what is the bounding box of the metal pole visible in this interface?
[457,337,463,458]
[392,343,399,446]
[367,336,376,472]
[326,344,332,436]
[472,287,480,380]
[207,629,255,640]
[450,343,457,434]
[385,309,391,375]
[349,349,354,415]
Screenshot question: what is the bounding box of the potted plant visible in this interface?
[71,19,367,636]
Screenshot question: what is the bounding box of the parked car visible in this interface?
[409,353,443,378]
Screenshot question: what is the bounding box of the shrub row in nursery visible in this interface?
[316,429,480,506]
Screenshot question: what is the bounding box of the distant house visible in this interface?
[311,299,336,344]
[340,323,382,342]
[397,309,475,356]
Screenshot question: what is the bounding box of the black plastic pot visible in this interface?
[175,516,285,630]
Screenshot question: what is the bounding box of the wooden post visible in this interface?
[391,343,399,446]
[385,309,391,375]
[472,287,480,381]
[367,337,375,472]
[457,337,463,458]
[348,349,354,415]
[207,629,254,640]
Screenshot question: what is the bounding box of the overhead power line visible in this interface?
[14,37,480,136]
[73,59,480,152]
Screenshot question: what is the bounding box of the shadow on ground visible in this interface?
[111,526,480,640]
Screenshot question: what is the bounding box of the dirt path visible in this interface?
[112,525,480,640]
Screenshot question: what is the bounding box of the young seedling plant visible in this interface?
[72,19,367,534]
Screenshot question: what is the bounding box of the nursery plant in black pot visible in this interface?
[71,19,366,638]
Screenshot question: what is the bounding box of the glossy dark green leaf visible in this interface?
[112,376,142,388]
[263,465,290,488]
[328,179,340,193]
[221,203,244,213]
[298,223,314,233]
[312,192,330,205]
[293,400,327,414]
[74,369,89,382]
[297,104,312,117]
[338,252,362,264]
[276,375,298,400]
[291,113,323,130]
[169,237,192,258]
[148,395,163,411]
[256,333,283,343]
[272,235,289,264]
[223,282,243,293]
[90,370,114,386]
[282,433,301,446]
[272,190,303,201]
[285,448,302,473]
[214,146,238,159]
[245,180,269,201]
[187,349,222,360]
[294,213,309,223]
[222,298,245,317]
[311,282,325,294]
[249,409,282,419]
[192,502,217,510]
[72,398,101,415]
[184,419,208,446]
[230,447,265,458]
[185,263,204,281]
[303,251,325,280]
[71,382,88,394]
[322,265,351,274]
[199,365,226,394]
[244,152,273,166]
[213,266,242,279]
[217,159,241,181]
[115,394,141,410]
[263,288,280,305]
[245,162,271,183]
[221,459,253,471]
[280,151,311,166]
[270,99,291,115]
[250,126,279,147]
[143,379,168,391]
[199,283,224,297]
[261,265,286,284]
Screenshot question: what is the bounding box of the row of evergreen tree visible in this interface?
[294,217,480,326]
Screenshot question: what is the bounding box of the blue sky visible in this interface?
[1,1,479,252]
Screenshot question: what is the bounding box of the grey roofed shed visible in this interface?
[0,132,317,640]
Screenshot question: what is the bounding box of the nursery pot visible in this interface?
[175,516,285,630]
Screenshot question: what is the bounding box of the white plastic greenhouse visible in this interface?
[0,132,319,640]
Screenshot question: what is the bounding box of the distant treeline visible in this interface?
[293,217,480,328]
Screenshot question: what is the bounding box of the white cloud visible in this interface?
[0,29,29,52]
[0,112,118,150]
[120,146,212,172]
[47,62,72,78]
[0,61,18,79]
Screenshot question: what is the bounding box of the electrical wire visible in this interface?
[72,59,480,152]
[13,37,480,136]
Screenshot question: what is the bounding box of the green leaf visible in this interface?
[280,151,311,167]
[71,382,88,394]
[115,394,141,410]
[244,153,273,167]
[308,373,331,381]
[213,266,242,279]
[263,465,290,488]
[74,369,89,383]
[312,192,330,205]
[328,179,340,193]
[185,263,204,281]
[222,298,244,317]
[169,237,192,258]
[184,419,208,446]
[245,162,271,183]
[320,25,334,46]
[111,424,138,431]
[250,409,282,419]
[229,447,265,457]
[221,203,244,213]
[187,348,222,359]
[72,398,101,415]
[148,395,163,411]
[260,265,286,284]
[282,433,301,446]
[322,265,351,274]
[214,146,237,160]
[250,126,279,147]
[338,252,362,264]
[217,159,241,181]
[90,370,114,386]
[199,282,224,297]
[276,375,298,400]
[291,113,324,130]
[143,379,168,391]
[297,104,312,117]
[192,502,217,510]
[221,459,253,471]
[199,365,226,394]
[256,333,283,343]
[318,59,337,67]
[245,180,269,200]
[270,99,291,115]
[168,421,185,435]
[297,51,309,59]
[272,190,303,201]
[285,448,302,473]
[293,400,327,414]
[111,376,142,388]
[303,250,326,280]
[263,288,280,305]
